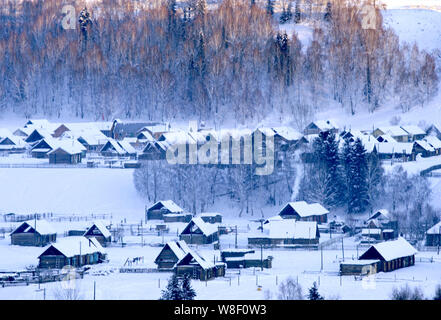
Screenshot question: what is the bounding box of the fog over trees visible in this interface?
[0,0,438,124]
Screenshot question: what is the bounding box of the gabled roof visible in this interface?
[263,220,319,239]
[0,135,27,148]
[47,139,86,155]
[84,221,111,238]
[148,200,184,213]
[100,139,126,155]
[175,249,215,270]
[359,237,417,261]
[11,219,56,236]
[368,209,390,221]
[427,221,441,235]
[181,217,218,237]
[39,236,105,258]
[423,135,441,149]
[137,131,155,142]
[307,120,339,131]
[155,240,191,264]
[374,142,413,155]
[376,126,408,137]
[118,139,137,154]
[272,127,303,141]
[280,201,329,218]
[401,125,426,136]
[414,140,435,152]
[377,134,397,143]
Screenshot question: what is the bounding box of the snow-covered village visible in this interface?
[0,0,441,305]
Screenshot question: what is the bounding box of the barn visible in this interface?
[38,236,107,269]
[10,220,57,247]
[145,200,184,221]
[179,217,219,245]
[83,221,112,246]
[425,221,441,247]
[154,240,191,270]
[358,237,417,273]
[278,201,329,223]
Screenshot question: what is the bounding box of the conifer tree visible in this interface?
[181,273,197,300]
[308,282,324,300]
[347,138,369,213]
[294,0,301,24]
[160,273,183,300]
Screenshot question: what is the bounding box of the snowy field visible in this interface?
[0,233,439,300]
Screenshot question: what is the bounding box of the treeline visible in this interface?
[0,0,438,123]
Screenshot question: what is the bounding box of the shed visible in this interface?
[199,212,223,224]
[10,220,57,247]
[340,259,380,276]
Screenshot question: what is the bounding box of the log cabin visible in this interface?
[358,237,417,273]
[145,200,184,221]
[179,217,219,245]
[38,236,106,269]
[425,221,441,247]
[10,220,57,247]
[174,251,225,281]
[278,201,329,223]
[83,221,112,246]
[154,240,191,270]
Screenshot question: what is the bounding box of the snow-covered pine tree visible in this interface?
[322,132,345,208]
[181,273,197,300]
[160,273,183,300]
[308,282,324,300]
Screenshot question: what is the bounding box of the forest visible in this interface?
[0,0,438,127]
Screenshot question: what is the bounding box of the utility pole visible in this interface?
[260,244,263,271]
[93,281,96,300]
[341,237,345,261]
[235,225,238,249]
[320,245,323,271]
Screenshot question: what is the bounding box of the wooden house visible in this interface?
[373,126,409,142]
[38,236,107,269]
[100,139,128,157]
[0,135,27,153]
[278,201,329,223]
[163,213,193,223]
[412,140,435,158]
[145,200,184,221]
[139,141,167,160]
[373,142,414,161]
[358,237,417,272]
[304,120,339,135]
[179,217,219,245]
[48,144,84,164]
[423,135,441,155]
[25,128,53,144]
[366,209,398,236]
[154,240,192,270]
[10,220,57,247]
[426,124,441,140]
[248,220,320,247]
[83,221,112,246]
[174,251,225,281]
[425,221,441,246]
[401,125,426,142]
[30,137,59,158]
[111,120,164,140]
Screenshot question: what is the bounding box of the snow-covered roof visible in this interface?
[374,142,413,155]
[427,221,441,235]
[0,128,13,138]
[361,237,417,261]
[159,131,196,147]
[255,127,276,137]
[176,249,214,270]
[149,200,184,213]
[40,236,105,258]
[186,217,218,236]
[423,135,441,149]
[340,259,380,265]
[24,119,51,128]
[85,221,111,238]
[164,240,192,261]
[401,125,426,136]
[100,139,126,154]
[137,131,155,142]
[281,201,329,218]
[47,139,86,155]
[414,140,435,152]
[118,139,137,154]
[311,120,339,131]
[199,212,222,217]
[368,209,390,221]
[271,127,303,141]
[12,219,56,236]
[0,135,27,147]
[376,126,408,137]
[263,220,318,239]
